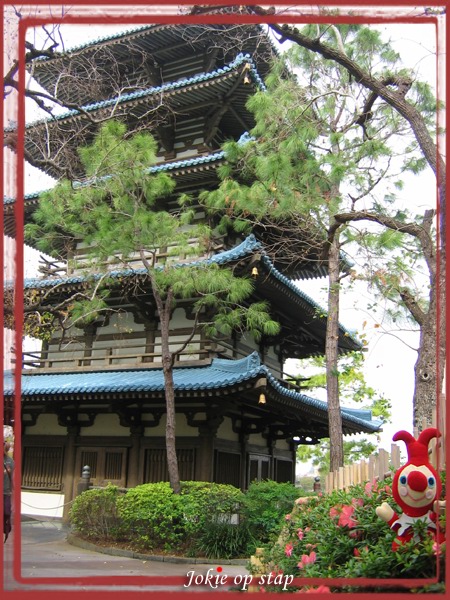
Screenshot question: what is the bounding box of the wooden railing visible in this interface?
[325,400,446,493]
[21,345,217,371]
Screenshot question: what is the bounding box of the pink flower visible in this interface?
[296,497,310,505]
[303,586,331,593]
[285,513,292,521]
[304,527,311,533]
[432,541,445,555]
[351,497,364,508]
[364,479,377,496]
[297,528,304,540]
[338,505,358,528]
[305,543,317,550]
[270,569,284,577]
[297,551,317,569]
[285,542,294,557]
[329,506,340,518]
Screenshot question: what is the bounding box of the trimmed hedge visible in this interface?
[116,482,186,551]
[69,479,300,557]
[68,484,122,541]
[70,480,248,555]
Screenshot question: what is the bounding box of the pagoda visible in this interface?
[3,21,381,518]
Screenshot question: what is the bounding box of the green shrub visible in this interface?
[69,484,122,541]
[116,482,185,552]
[266,477,446,592]
[242,480,303,544]
[180,481,245,534]
[68,481,247,556]
[193,520,256,559]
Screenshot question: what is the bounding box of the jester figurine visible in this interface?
[376,427,446,551]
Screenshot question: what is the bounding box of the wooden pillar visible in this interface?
[240,432,249,490]
[267,437,275,480]
[127,426,143,488]
[62,426,79,523]
[290,443,297,484]
[196,431,215,481]
[196,416,223,482]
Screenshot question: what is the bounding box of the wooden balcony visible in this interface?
[21,344,220,373]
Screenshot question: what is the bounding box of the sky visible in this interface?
[13,14,442,461]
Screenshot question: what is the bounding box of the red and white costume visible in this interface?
[376,428,445,551]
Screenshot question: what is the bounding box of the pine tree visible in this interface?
[23,121,280,493]
[198,23,439,470]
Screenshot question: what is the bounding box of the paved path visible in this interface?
[3,518,252,593]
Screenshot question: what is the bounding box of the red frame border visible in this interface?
[2,1,447,597]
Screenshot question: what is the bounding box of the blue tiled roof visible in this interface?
[3,151,227,206]
[14,235,320,318]
[4,191,40,206]
[4,132,255,205]
[18,234,261,289]
[13,54,264,132]
[4,352,381,432]
[10,234,358,344]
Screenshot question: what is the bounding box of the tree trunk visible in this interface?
[143,247,181,494]
[332,209,444,432]
[161,308,181,494]
[326,231,344,471]
[159,301,181,494]
[413,280,445,428]
[162,363,181,494]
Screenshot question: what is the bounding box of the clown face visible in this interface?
[395,464,438,510]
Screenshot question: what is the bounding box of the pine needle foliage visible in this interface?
[25,120,279,340]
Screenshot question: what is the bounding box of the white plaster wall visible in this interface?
[143,413,194,437]
[275,439,290,451]
[170,308,192,328]
[47,340,84,367]
[173,135,204,154]
[26,414,66,435]
[217,417,238,441]
[21,491,65,518]
[265,346,282,376]
[97,311,143,335]
[266,346,278,364]
[248,431,265,445]
[80,413,128,436]
[236,333,258,356]
[89,311,146,364]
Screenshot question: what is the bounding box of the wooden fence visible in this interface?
[325,401,446,493]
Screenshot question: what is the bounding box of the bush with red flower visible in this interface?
[263,475,445,592]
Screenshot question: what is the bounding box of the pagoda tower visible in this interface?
[3,22,381,518]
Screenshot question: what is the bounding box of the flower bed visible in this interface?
[257,477,445,593]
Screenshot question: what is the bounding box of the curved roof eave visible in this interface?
[7,54,265,133]
[265,370,382,433]
[3,150,227,207]
[4,352,381,434]
[29,21,274,70]
[11,234,361,349]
